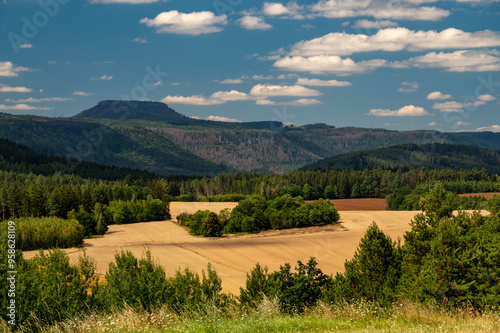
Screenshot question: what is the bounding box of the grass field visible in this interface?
[16,298,500,333]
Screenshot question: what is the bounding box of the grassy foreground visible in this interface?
[5,299,499,333]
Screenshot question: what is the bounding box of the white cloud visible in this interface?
[210,90,251,101]
[218,78,244,84]
[455,121,471,126]
[73,91,93,96]
[250,84,322,97]
[140,11,227,35]
[309,1,450,21]
[256,98,322,106]
[91,75,113,80]
[288,28,500,57]
[48,60,56,65]
[161,95,225,105]
[5,97,72,103]
[19,43,33,49]
[427,121,438,126]
[0,86,33,93]
[399,50,500,72]
[398,81,419,92]
[432,95,495,112]
[274,55,386,74]
[478,94,496,102]
[161,90,251,105]
[427,91,452,100]
[368,105,431,116]
[0,61,30,77]
[0,104,52,110]
[354,20,397,29]
[206,115,241,122]
[132,37,148,43]
[262,2,305,19]
[238,16,272,30]
[296,77,352,87]
[475,125,500,133]
[89,0,160,3]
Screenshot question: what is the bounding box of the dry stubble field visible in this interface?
[23,201,420,294]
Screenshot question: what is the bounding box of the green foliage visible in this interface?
[400,187,500,308]
[223,195,340,234]
[273,258,331,314]
[100,249,168,311]
[108,197,170,225]
[489,195,500,215]
[324,222,402,305]
[0,217,84,250]
[0,248,99,327]
[239,263,276,307]
[202,212,223,237]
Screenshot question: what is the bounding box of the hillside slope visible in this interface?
[1,100,500,175]
[0,113,229,175]
[302,143,500,173]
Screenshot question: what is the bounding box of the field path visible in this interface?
[24,202,418,295]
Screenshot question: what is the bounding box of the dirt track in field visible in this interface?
[24,202,419,295]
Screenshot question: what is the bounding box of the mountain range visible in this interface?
[1,100,500,175]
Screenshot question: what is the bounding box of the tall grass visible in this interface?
[4,298,499,333]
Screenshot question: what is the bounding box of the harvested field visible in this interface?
[329,198,386,211]
[23,202,418,294]
[459,192,500,200]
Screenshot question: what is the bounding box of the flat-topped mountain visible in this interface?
[75,100,187,121]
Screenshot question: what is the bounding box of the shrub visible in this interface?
[0,217,84,250]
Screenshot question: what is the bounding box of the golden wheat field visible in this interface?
[23,202,423,294]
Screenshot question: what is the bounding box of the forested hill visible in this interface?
[0,137,166,180]
[302,143,500,174]
[1,100,500,174]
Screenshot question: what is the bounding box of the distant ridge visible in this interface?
[74,100,187,121]
[301,143,500,174]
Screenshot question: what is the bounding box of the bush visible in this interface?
[0,217,84,250]
[202,212,223,237]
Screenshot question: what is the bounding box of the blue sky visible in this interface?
[1,0,499,132]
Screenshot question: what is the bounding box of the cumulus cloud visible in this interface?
[5,97,72,103]
[368,105,431,116]
[0,104,53,110]
[256,98,322,106]
[274,55,386,74]
[309,0,450,21]
[288,28,500,57]
[427,121,438,126]
[262,2,305,19]
[354,20,398,29]
[398,81,419,92]
[0,85,33,93]
[91,75,113,80]
[73,91,93,96]
[475,125,500,133]
[140,11,227,35]
[398,50,500,72]
[296,77,352,86]
[0,61,30,77]
[162,90,251,105]
[250,84,322,97]
[19,43,33,49]
[427,91,452,100]
[455,121,471,126]
[432,94,496,112]
[238,16,272,30]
